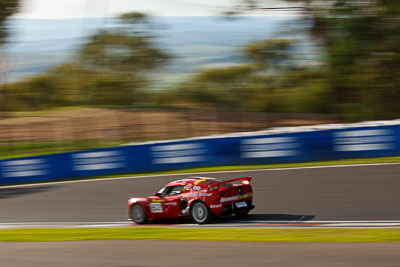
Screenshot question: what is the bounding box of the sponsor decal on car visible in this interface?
[220,196,238,203]
[194,178,208,185]
[186,192,212,197]
[220,193,252,203]
[198,193,212,197]
[193,186,201,191]
[150,203,163,213]
[210,204,222,209]
[151,199,164,203]
[195,178,219,186]
[238,194,246,200]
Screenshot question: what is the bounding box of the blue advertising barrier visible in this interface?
[1,122,400,185]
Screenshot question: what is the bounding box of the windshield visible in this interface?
[158,185,184,197]
[157,186,166,194]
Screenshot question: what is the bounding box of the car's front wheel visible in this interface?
[130,204,147,224]
[190,201,212,225]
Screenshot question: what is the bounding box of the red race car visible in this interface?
[127,176,255,224]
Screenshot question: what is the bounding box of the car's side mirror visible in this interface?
[153,192,162,197]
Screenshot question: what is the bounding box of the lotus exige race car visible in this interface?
[127,176,254,224]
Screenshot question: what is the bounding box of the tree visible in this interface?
[178,64,254,109]
[172,38,299,112]
[4,74,58,111]
[243,38,293,70]
[0,0,19,45]
[3,63,146,110]
[80,32,168,73]
[4,12,168,110]
[78,12,168,105]
[0,0,19,112]
[79,12,168,73]
[231,0,400,120]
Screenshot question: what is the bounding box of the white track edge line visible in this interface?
[2,220,400,224]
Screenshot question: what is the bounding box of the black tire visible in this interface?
[130,203,147,224]
[190,201,212,225]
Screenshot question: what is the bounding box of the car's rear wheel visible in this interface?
[131,204,147,224]
[191,201,212,225]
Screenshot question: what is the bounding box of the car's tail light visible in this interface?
[220,190,231,196]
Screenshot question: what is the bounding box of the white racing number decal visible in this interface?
[150,203,163,213]
[193,186,201,191]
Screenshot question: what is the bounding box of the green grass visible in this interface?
[1,227,400,242]
[0,139,122,160]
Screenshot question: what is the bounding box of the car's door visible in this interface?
[161,186,184,218]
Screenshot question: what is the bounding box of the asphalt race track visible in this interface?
[2,163,400,266]
[1,163,400,224]
[2,241,400,267]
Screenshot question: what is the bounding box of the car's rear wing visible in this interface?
[216,176,252,186]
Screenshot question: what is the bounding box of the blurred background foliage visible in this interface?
[234,0,400,120]
[1,0,399,122]
[0,0,19,112]
[2,11,167,110]
[0,0,18,45]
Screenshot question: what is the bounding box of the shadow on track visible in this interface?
[0,185,57,199]
[139,214,315,225]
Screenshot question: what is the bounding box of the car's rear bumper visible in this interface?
[213,198,253,216]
